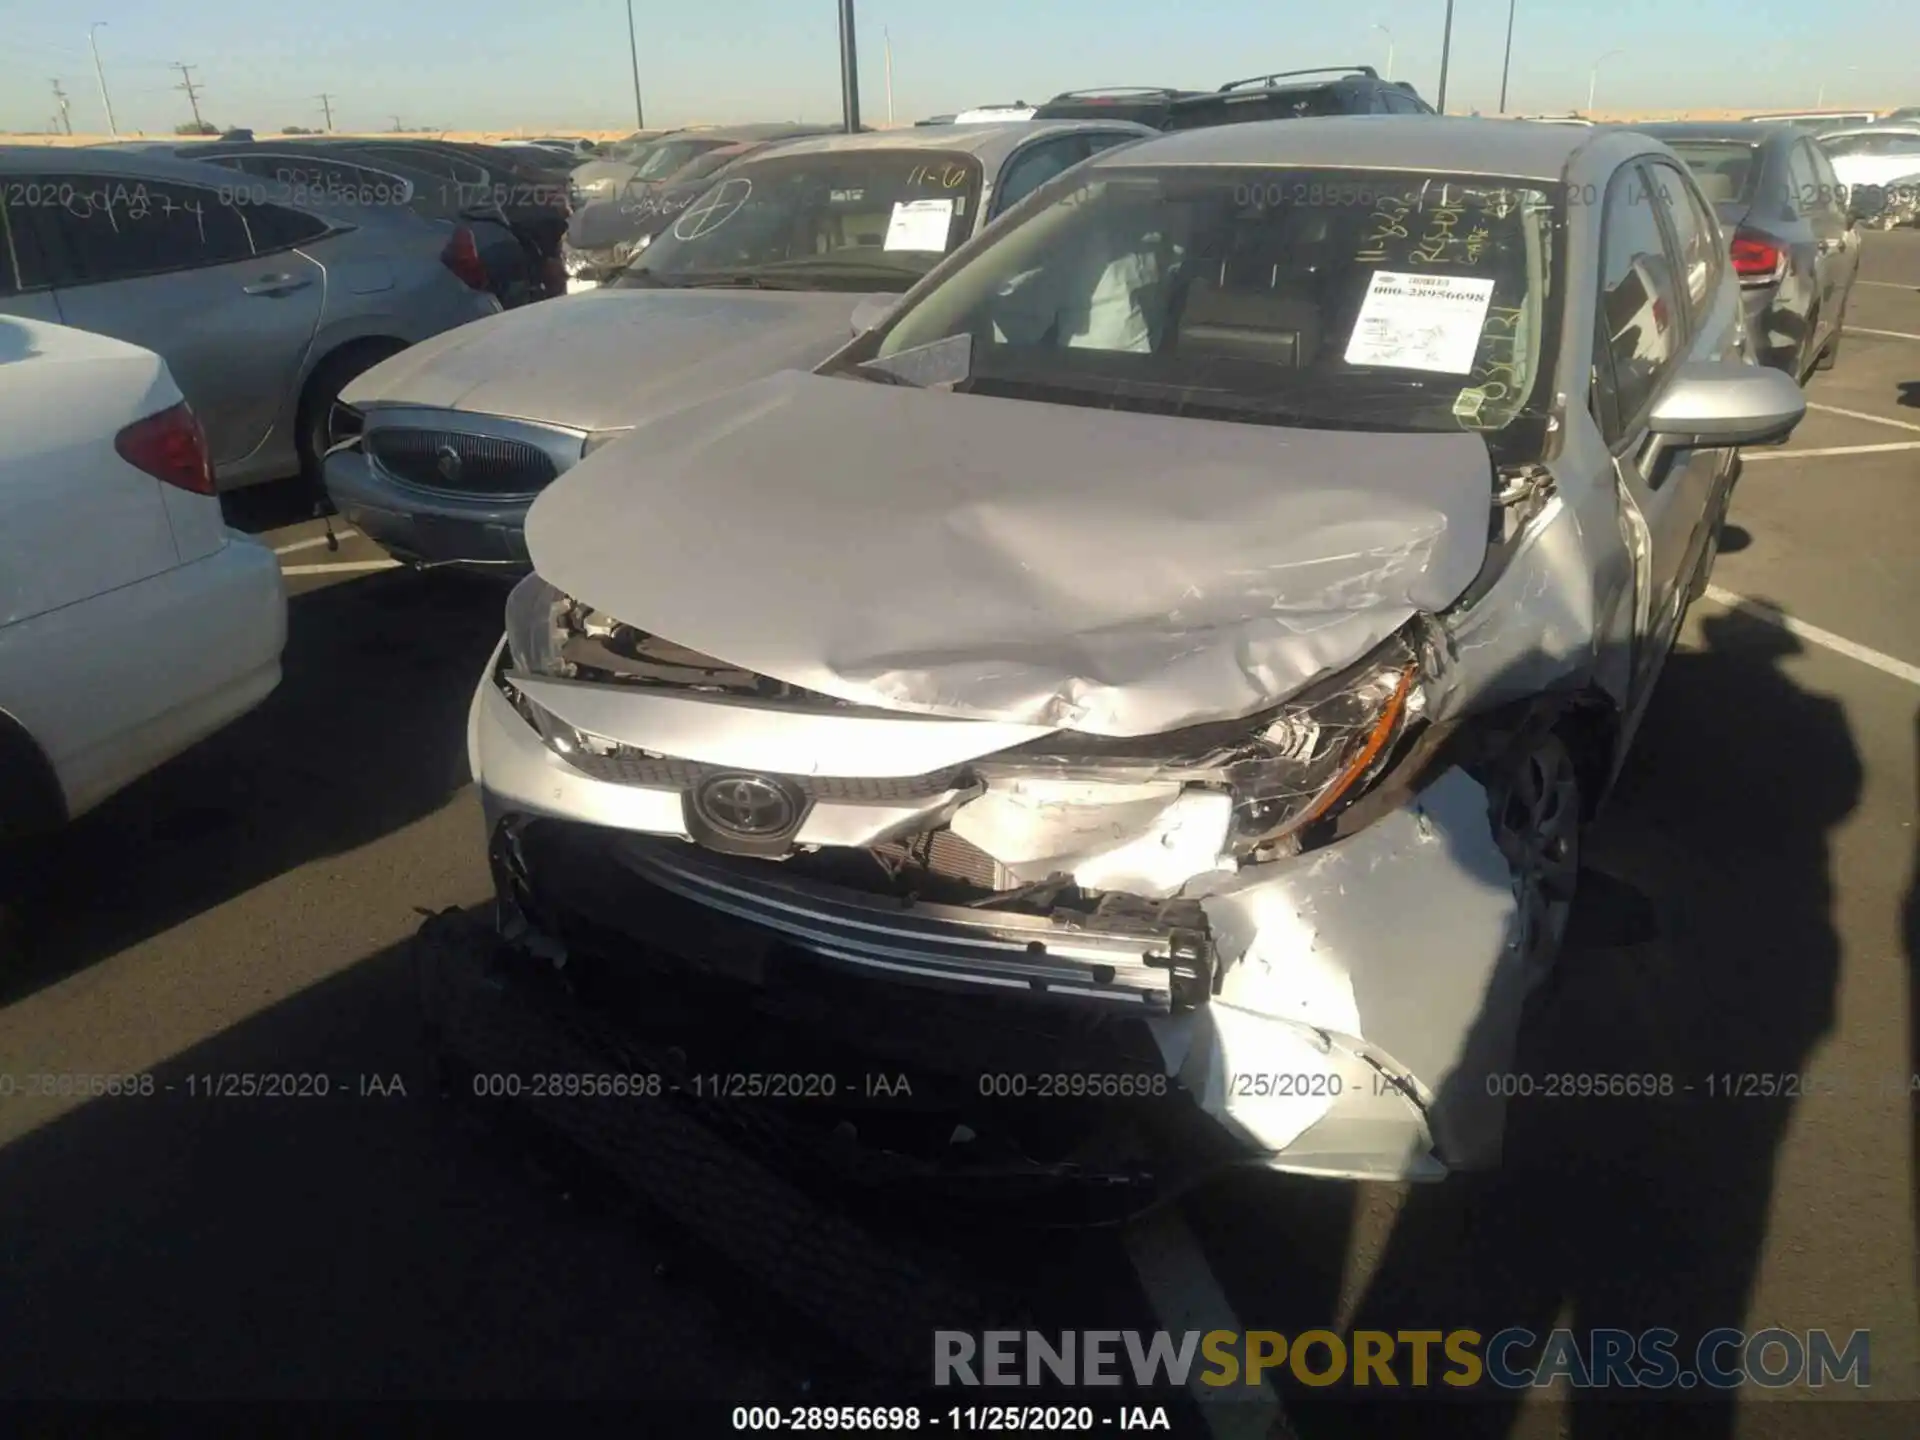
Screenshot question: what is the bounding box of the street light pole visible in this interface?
[1371,23,1394,82]
[837,0,861,133]
[625,0,645,128]
[88,22,117,138]
[884,27,895,127]
[1435,0,1456,114]
[1586,48,1623,114]
[1497,0,1517,113]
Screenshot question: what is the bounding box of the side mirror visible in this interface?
[849,294,899,336]
[1645,360,1805,469]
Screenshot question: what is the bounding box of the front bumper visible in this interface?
[470,649,1529,1182]
[322,445,534,573]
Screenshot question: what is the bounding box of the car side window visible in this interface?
[0,188,54,293]
[1784,143,1823,218]
[245,203,334,254]
[1647,160,1717,334]
[1594,162,1685,441]
[1804,146,1848,220]
[36,176,253,285]
[992,136,1095,217]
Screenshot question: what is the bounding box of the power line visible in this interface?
[172,61,204,127]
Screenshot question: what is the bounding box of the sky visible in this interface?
[2,0,1915,137]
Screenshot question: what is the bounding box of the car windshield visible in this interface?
[611,148,983,293]
[1662,141,1761,205]
[860,165,1560,457]
[633,137,731,181]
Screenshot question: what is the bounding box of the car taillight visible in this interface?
[1730,229,1785,285]
[115,401,214,496]
[441,226,491,290]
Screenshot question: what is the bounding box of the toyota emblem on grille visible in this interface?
[693,773,799,838]
[434,444,463,483]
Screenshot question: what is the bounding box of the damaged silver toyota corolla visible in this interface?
[464,118,1806,1182]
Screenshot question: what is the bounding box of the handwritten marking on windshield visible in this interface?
[670,177,753,242]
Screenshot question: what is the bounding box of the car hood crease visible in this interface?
[525,370,1496,737]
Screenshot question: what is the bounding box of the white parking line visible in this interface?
[1123,1208,1286,1439]
[1805,402,1920,434]
[1702,586,1920,687]
[272,528,361,555]
[280,559,403,577]
[1845,325,1920,341]
[1854,280,1915,289]
[1742,440,1920,461]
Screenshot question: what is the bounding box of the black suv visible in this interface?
[1033,67,1435,132]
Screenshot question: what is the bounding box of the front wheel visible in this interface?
[296,342,408,498]
[1487,730,1584,1002]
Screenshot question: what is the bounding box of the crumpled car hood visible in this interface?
[526,370,1496,737]
[339,290,872,433]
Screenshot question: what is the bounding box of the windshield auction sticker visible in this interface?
[1343,270,1497,374]
[884,197,955,252]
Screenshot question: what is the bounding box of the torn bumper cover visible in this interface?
[470,634,1527,1182]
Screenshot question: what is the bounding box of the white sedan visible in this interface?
[0,317,287,841]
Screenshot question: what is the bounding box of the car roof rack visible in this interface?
[1218,66,1379,92]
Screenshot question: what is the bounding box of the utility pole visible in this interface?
[1497,0,1517,113]
[173,62,205,128]
[884,28,895,128]
[89,22,118,138]
[316,93,335,131]
[1435,0,1456,114]
[625,0,645,128]
[50,80,73,135]
[837,0,861,133]
[391,114,403,132]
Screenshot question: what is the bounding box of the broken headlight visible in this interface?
[974,632,1421,856]
[503,572,574,678]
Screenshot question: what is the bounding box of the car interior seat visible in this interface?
[1173,209,1328,365]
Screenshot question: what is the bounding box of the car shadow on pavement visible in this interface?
[221,476,329,535]
[1896,381,1920,410]
[0,570,506,1005]
[1193,606,1862,1438]
[0,907,795,1407]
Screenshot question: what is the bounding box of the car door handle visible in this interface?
[242,274,314,296]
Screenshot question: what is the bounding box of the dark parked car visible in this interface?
[302,138,574,301]
[1642,122,1882,378]
[1034,67,1435,132]
[1031,87,1211,128]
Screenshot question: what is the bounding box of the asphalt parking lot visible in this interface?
[1,232,1916,1435]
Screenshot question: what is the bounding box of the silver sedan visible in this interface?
[470,117,1806,1182]
[0,146,502,491]
[324,120,1154,572]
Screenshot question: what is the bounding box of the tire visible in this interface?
[1815,305,1843,371]
[1485,728,1584,1004]
[296,341,408,498]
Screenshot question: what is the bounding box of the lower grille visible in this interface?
[871,830,1004,890]
[559,749,969,803]
[366,428,559,497]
